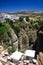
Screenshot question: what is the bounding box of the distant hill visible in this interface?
[0,10,43,15]
[15,10,43,15]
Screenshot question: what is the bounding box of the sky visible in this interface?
[0,0,43,12]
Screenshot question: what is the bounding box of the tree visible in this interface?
[38,20,43,26]
[14,26,20,37]
[32,23,39,29]
[5,18,10,22]
[26,16,29,21]
[30,20,34,25]
[8,46,16,54]
[0,27,5,42]
[19,16,23,21]
[0,22,2,27]
[0,23,9,44]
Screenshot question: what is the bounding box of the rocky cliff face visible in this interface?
[18,29,37,51]
[10,29,18,50]
[5,21,37,52]
[27,29,37,44]
[6,23,18,50]
[18,29,29,51]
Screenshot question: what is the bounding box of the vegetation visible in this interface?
[26,16,29,21]
[8,45,16,54]
[0,15,43,52]
[0,22,9,43]
[14,26,20,37]
[5,18,20,37]
[19,16,23,21]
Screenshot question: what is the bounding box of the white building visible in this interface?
[0,13,19,22]
[10,51,23,61]
[10,15,19,20]
[24,50,35,58]
[4,14,11,19]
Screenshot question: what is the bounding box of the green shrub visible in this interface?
[14,26,20,37]
[19,16,23,21]
[8,46,16,53]
[26,16,29,21]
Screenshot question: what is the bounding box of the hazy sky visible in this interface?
[0,0,43,12]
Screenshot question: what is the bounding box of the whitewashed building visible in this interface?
[10,51,23,61]
[24,50,35,60]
